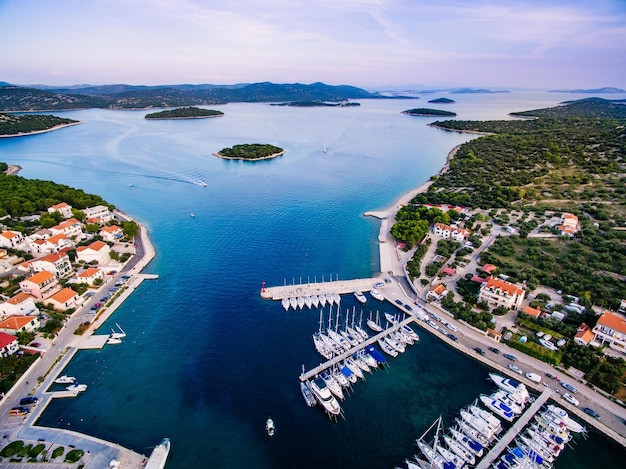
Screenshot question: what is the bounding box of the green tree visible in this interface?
[121,220,139,239]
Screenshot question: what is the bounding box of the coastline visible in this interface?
[4,164,22,175]
[145,114,224,120]
[0,121,83,138]
[427,122,495,135]
[213,149,286,161]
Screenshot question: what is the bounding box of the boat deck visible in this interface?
[474,389,552,469]
[261,277,381,300]
[299,316,417,382]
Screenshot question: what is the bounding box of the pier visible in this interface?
[261,277,381,301]
[299,316,417,382]
[475,389,552,469]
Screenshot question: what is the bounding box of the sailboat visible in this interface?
[323,141,327,153]
[367,311,383,332]
[110,323,126,339]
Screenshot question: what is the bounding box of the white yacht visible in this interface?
[459,409,498,439]
[54,375,76,384]
[489,373,530,402]
[67,384,87,393]
[297,296,305,309]
[443,434,475,465]
[370,288,384,301]
[385,312,399,325]
[304,296,312,309]
[449,427,484,457]
[467,405,502,434]
[311,295,319,308]
[354,290,367,304]
[320,370,344,400]
[491,390,524,414]
[319,294,327,307]
[545,405,586,433]
[343,358,364,380]
[310,377,341,416]
[281,297,290,311]
[107,336,122,345]
[478,395,515,422]
[377,338,398,357]
[289,297,298,309]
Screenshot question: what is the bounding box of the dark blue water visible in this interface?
[2,93,625,467]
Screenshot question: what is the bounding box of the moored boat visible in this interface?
[467,404,502,433]
[449,427,484,457]
[377,338,398,357]
[385,312,399,325]
[309,377,341,417]
[479,395,515,422]
[54,375,76,385]
[320,370,344,400]
[370,288,384,301]
[281,297,290,311]
[354,289,367,304]
[367,311,383,332]
[343,358,364,380]
[67,384,87,393]
[365,345,388,367]
[443,434,475,465]
[489,373,530,402]
[300,381,317,407]
[266,418,275,436]
[545,405,586,433]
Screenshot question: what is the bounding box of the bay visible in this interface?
[2,92,625,468]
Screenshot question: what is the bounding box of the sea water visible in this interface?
[2,92,625,468]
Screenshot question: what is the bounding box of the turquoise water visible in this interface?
[2,93,625,467]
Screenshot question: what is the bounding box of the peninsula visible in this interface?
[402,108,457,117]
[0,112,80,137]
[144,106,224,119]
[214,143,285,161]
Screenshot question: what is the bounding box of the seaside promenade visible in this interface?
[0,220,162,468]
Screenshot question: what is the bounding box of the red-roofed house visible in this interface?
[75,267,104,286]
[592,312,626,355]
[50,218,83,238]
[427,284,448,301]
[0,332,20,357]
[574,323,596,346]
[521,306,542,319]
[76,240,111,264]
[30,252,73,278]
[0,292,38,318]
[557,212,580,236]
[0,315,40,335]
[19,270,58,299]
[44,288,81,311]
[0,230,25,250]
[100,225,123,242]
[48,202,73,219]
[442,266,456,276]
[471,275,488,284]
[31,233,73,255]
[432,223,472,242]
[481,264,498,274]
[478,276,525,310]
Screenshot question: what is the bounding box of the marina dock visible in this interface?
[474,389,552,469]
[299,316,417,382]
[261,277,380,301]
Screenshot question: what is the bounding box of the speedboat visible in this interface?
[281,297,290,311]
[370,288,384,301]
[266,418,275,436]
[309,377,341,416]
[67,384,87,393]
[479,395,515,422]
[354,290,367,304]
[54,375,76,385]
[300,381,317,407]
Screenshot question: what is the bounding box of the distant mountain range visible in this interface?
[548,87,625,94]
[0,81,382,111]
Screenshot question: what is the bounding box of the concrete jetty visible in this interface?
[261,277,382,301]
[300,316,417,381]
[475,389,552,469]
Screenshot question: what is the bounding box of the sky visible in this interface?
[1,0,625,90]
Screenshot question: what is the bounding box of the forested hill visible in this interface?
[510,97,626,119]
[0,82,376,111]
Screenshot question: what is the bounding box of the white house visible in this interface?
[478,276,525,310]
[592,311,626,355]
[100,225,123,242]
[0,292,39,318]
[0,332,20,357]
[50,218,84,239]
[84,205,114,223]
[0,230,25,250]
[76,240,111,264]
[47,202,73,219]
[75,267,104,286]
[28,233,73,255]
[432,223,472,242]
[30,252,73,278]
[44,287,81,312]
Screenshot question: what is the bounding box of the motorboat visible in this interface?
[545,405,586,433]
[459,409,498,439]
[144,437,171,469]
[377,338,398,357]
[455,418,491,446]
[489,373,530,402]
[384,334,405,354]
[491,390,524,414]
[354,290,367,304]
[300,381,317,407]
[442,435,475,465]
[107,336,122,345]
[281,297,290,311]
[479,395,515,422]
[54,375,76,385]
[365,345,388,367]
[320,370,344,400]
[309,377,341,416]
[402,323,419,342]
[67,384,87,393]
[266,418,275,436]
[370,288,384,301]
[467,404,502,433]
[449,427,483,457]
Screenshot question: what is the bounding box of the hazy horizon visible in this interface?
[2,0,625,90]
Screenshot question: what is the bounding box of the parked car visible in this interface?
[91,302,103,310]
[9,407,29,417]
[19,396,38,406]
[545,372,559,380]
[488,347,500,354]
[404,304,413,311]
[503,353,517,361]
[395,299,403,306]
[374,282,384,288]
[583,407,600,419]
[509,364,523,375]
[474,347,485,355]
[562,393,579,406]
[561,382,578,393]
[121,275,131,279]
[447,333,458,342]
[447,323,458,332]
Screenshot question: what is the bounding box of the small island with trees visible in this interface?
[271,100,360,107]
[428,97,455,104]
[144,107,224,119]
[214,143,285,161]
[402,108,457,117]
[0,113,80,137]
